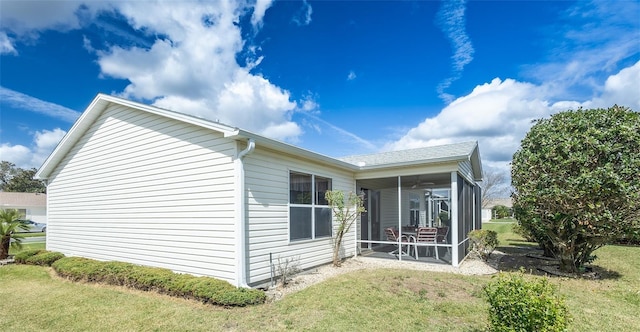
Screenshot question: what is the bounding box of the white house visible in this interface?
[0,192,47,223]
[35,94,483,288]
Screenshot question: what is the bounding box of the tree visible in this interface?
[0,161,46,193]
[325,190,365,267]
[0,209,30,259]
[512,105,640,273]
[492,205,511,219]
[0,161,18,189]
[481,168,509,208]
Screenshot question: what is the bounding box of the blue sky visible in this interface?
[1,0,639,182]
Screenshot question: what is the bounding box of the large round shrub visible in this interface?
[512,105,640,272]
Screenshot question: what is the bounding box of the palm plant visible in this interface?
[0,209,30,259]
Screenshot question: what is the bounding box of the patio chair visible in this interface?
[436,226,449,244]
[436,226,451,258]
[413,227,438,260]
[384,227,413,257]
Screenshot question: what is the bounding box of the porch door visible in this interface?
[360,189,381,248]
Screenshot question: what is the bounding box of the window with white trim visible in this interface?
[289,171,332,241]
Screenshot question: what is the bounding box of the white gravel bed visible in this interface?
[266,253,501,301]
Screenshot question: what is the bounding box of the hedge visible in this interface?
[52,257,266,306]
[15,250,65,266]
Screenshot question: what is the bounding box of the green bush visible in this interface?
[468,229,499,261]
[25,251,65,266]
[14,249,46,264]
[52,257,266,306]
[484,272,570,332]
[15,250,65,266]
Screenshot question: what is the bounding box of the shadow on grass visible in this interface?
[496,245,622,280]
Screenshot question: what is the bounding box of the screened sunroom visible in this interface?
[339,141,483,267]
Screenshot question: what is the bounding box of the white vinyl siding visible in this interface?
[46,104,238,282]
[243,148,355,285]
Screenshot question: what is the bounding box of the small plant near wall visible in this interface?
[275,256,300,288]
[325,190,366,267]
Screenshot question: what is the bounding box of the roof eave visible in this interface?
[357,155,468,171]
[228,129,360,171]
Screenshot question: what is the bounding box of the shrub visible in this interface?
[25,251,65,266]
[15,250,65,266]
[14,249,46,264]
[52,257,266,306]
[468,229,499,261]
[512,106,640,272]
[484,272,570,332]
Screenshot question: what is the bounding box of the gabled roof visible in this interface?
[0,192,46,208]
[35,93,483,181]
[35,94,357,179]
[339,141,483,180]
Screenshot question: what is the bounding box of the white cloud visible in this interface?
[0,31,17,55]
[0,143,31,167]
[292,0,313,26]
[435,0,474,103]
[524,1,640,96]
[0,128,67,169]
[0,87,81,122]
[1,1,304,143]
[590,61,640,110]
[387,60,640,186]
[93,1,303,143]
[0,1,106,51]
[347,70,356,81]
[252,0,274,28]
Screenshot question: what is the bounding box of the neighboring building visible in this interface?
[481,198,513,222]
[0,192,47,223]
[35,94,483,288]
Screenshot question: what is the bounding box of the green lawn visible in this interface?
[1,225,639,331]
[9,242,45,254]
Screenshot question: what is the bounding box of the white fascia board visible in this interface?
[470,143,483,181]
[227,129,360,172]
[356,155,469,171]
[35,96,110,180]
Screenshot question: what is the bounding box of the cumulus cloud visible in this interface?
[1,1,306,143]
[0,87,81,122]
[92,1,303,142]
[387,60,640,186]
[0,128,67,169]
[435,0,474,103]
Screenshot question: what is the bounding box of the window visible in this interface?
[290,171,332,241]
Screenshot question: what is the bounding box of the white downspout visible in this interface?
[235,138,255,288]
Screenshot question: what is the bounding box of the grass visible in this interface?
[9,242,45,255]
[1,224,639,331]
[482,221,533,248]
[16,232,47,238]
[486,217,517,223]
